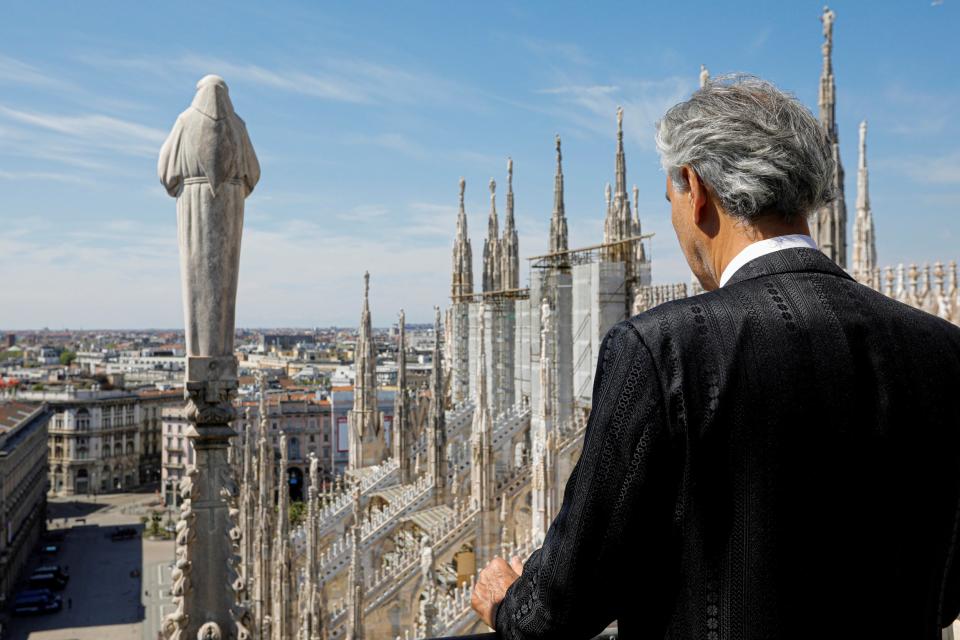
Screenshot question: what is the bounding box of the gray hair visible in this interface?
[655,74,835,223]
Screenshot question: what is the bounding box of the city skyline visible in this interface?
[1,1,958,329]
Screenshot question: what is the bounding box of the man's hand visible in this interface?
[471,555,524,629]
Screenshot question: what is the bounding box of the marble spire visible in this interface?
[241,406,256,595]
[272,433,292,640]
[549,135,569,255]
[603,182,613,242]
[346,487,365,640]
[531,299,555,547]
[819,6,837,138]
[253,377,274,639]
[450,178,473,405]
[348,271,386,469]
[483,178,502,293]
[500,158,520,291]
[428,306,448,505]
[394,309,412,484]
[853,119,877,279]
[302,454,323,640]
[470,310,497,562]
[633,185,648,272]
[451,178,474,300]
[811,5,847,268]
[603,107,632,260]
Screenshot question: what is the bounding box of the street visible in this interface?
[3,492,174,640]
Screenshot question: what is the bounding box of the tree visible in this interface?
[60,351,77,366]
[289,500,307,527]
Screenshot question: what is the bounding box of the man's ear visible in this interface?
[682,166,709,226]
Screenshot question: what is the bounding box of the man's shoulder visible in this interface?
[625,288,729,342]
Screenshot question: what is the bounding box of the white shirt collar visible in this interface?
[718,234,818,287]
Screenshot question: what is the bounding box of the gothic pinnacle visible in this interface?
[550,134,568,255]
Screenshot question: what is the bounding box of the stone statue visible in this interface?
[159,74,260,361]
[821,6,835,40]
[420,535,436,589]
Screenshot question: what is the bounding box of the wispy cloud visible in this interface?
[747,27,772,53]
[518,37,592,67]
[344,132,428,158]
[882,152,960,185]
[0,169,93,185]
[82,52,474,109]
[539,77,693,148]
[0,55,70,89]
[0,105,166,158]
[335,204,391,222]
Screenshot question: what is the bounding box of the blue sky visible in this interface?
[1,1,957,329]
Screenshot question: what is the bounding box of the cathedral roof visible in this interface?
[400,504,456,532]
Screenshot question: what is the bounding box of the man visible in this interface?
[472,75,960,639]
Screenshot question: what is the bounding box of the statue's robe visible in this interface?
[158,80,260,358]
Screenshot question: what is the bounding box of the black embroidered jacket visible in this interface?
[495,247,960,640]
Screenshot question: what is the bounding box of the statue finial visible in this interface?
[555,134,562,161]
[363,271,370,300]
[699,64,710,89]
[459,177,465,205]
[507,157,513,183]
[616,106,624,137]
[821,5,835,41]
[489,177,496,195]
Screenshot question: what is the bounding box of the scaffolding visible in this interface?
[527,233,655,270]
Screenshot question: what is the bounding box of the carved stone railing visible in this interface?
[634,282,689,313]
[496,460,531,499]
[421,632,618,640]
[490,404,530,452]
[414,401,476,460]
[317,475,435,583]
[555,411,589,458]
[866,261,959,325]
[325,500,481,638]
[313,458,401,539]
[430,531,535,638]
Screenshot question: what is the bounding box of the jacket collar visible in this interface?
[724,246,854,287]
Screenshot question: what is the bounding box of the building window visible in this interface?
[309,434,315,443]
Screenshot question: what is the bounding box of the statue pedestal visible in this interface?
[165,357,250,640]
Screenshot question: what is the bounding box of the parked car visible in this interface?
[110,527,138,541]
[12,589,62,615]
[27,573,67,592]
[32,565,69,582]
